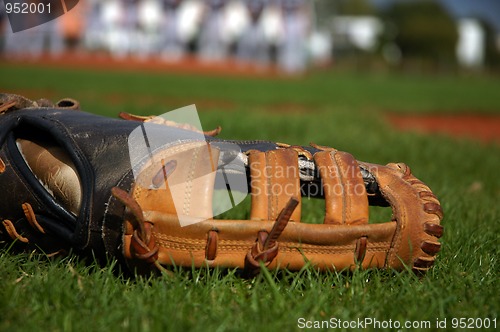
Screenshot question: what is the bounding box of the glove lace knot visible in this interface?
[244,197,299,277]
[111,187,164,272]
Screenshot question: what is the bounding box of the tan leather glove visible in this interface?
[0,93,443,276]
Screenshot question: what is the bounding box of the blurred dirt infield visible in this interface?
[388,114,500,144]
[3,52,282,78]
[4,53,500,144]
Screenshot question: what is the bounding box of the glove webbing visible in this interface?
[120,146,380,273]
[248,147,369,226]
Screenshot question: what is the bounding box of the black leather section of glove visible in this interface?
[0,107,292,260]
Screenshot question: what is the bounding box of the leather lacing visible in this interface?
[0,100,17,113]
[118,112,222,137]
[1,202,67,257]
[1,219,29,243]
[111,186,300,277]
[243,197,299,277]
[1,94,72,245]
[205,229,218,261]
[276,142,313,160]
[22,203,46,234]
[0,94,79,114]
[355,236,368,263]
[1,203,47,243]
[394,163,443,272]
[111,187,168,274]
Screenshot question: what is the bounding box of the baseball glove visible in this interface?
[0,93,443,276]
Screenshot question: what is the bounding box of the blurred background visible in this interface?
[1,0,499,74]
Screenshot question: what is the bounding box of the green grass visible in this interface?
[1,63,499,331]
[1,63,500,115]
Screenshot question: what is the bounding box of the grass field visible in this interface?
[1,62,499,331]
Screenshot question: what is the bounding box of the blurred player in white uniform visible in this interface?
[122,0,140,56]
[85,0,106,52]
[277,0,309,73]
[98,0,134,58]
[236,0,270,67]
[197,0,229,62]
[135,0,164,59]
[159,0,185,61]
